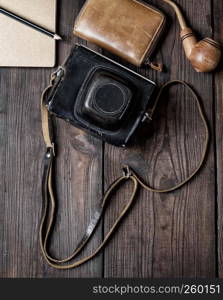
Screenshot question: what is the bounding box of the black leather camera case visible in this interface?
[46,45,156,147]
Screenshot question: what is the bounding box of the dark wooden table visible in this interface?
[0,0,222,278]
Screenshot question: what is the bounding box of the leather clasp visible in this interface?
[145,60,163,72]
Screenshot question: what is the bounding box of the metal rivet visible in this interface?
[122,166,132,178]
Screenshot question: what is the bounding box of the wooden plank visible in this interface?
[41,0,103,279]
[0,0,103,278]
[0,68,50,277]
[103,0,216,278]
[0,0,219,278]
[213,0,223,279]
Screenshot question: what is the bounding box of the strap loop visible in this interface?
[137,80,210,193]
[40,153,138,269]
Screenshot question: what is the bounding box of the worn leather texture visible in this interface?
[46,45,156,147]
[73,0,166,66]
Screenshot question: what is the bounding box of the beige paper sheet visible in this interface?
[0,0,57,67]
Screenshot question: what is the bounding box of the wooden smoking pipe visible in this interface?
[162,0,222,72]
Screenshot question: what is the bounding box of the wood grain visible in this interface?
[0,0,103,278]
[0,0,221,278]
[40,0,104,279]
[103,0,216,278]
[0,68,50,277]
[213,0,223,279]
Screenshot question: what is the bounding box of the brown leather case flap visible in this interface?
[73,0,165,66]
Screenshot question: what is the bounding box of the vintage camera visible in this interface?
[46,45,156,147]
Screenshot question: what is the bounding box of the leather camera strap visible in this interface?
[40,76,209,269]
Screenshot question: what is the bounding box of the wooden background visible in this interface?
[0,0,222,278]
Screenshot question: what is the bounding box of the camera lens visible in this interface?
[94,83,126,115]
[78,70,133,130]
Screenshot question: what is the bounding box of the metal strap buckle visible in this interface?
[142,112,153,123]
[122,166,132,178]
[51,67,64,82]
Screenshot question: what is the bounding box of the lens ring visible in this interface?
[93,82,127,115]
